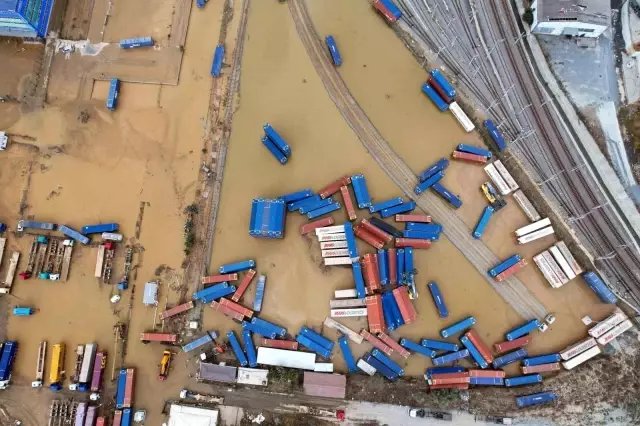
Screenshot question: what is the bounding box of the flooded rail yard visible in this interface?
[0,0,634,425]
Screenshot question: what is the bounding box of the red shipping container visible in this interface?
[319,176,352,199]
[465,330,494,363]
[522,363,561,374]
[372,254,381,287]
[395,214,432,223]
[392,287,418,324]
[219,298,254,318]
[428,77,453,103]
[395,238,432,249]
[360,219,393,243]
[159,301,194,320]
[431,372,470,385]
[495,259,528,282]
[202,273,238,284]
[112,411,122,426]
[261,338,299,350]
[300,217,335,235]
[96,417,106,426]
[388,248,397,285]
[360,330,393,356]
[452,151,488,165]
[468,369,505,378]
[210,300,245,321]
[232,269,256,302]
[372,0,399,23]
[361,254,379,291]
[493,335,532,354]
[354,225,384,249]
[377,332,410,358]
[429,383,469,390]
[340,186,357,221]
[365,294,386,333]
[140,333,178,343]
[123,368,135,408]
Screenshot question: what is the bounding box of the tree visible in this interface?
[523,8,534,26]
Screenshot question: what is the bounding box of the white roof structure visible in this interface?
[168,405,219,426]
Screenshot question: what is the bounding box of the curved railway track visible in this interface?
[288,0,547,319]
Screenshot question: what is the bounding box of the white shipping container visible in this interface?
[554,241,583,275]
[95,246,105,278]
[237,367,268,386]
[323,317,364,344]
[541,251,569,285]
[0,238,5,269]
[318,233,346,242]
[320,241,348,250]
[549,246,577,280]
[449,101,475,132]
[588,312,627,338]
[79,343,97,383]
[562,345,601,370]
[101,232,123,242]
[324,257,352,266]
[493,160,519,191]
[334,289,358,299]
[596,319,633,345]
[321,249,350,258]
[357,359,377,376]
[517,226,554,244]
[329,298,366,309]
[313,363,334,373]
[560,337,597,360]
[513,190,541,222]
[533,254,563,288]
[256,347,316,370]
[484,164,512,195]
[315,225,345,235]
[330,308,367,318]
[515,218,552,237]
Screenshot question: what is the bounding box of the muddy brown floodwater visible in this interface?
[0,0,617,424]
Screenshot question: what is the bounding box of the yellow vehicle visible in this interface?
[158,350,172,381]
[49,343,65,389]
[481,182,506,210]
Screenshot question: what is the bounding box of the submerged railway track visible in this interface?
[288,0,546,319]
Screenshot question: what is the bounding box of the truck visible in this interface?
[481,182,506,210]
[431,182,463,208]
[119,36,154,49]
[0,341,18,389]
[429,69,456,101]
[140,333,178,344]
[254,275,266,312]
[488,255,521,277]
[421,83,448,112]
[78,343,97,390]
[414,171,444,194]
[351,174,372,208]
[107,78,120,111]
[325,35,342,66]
[82,223,118,234]
[219,259,255,274]
[440,316,475,338]
[58,225,90,245]
[17,220,55,232]
[484,119,507,151]
[372,0,402,23]
[505,319,541,341]
[516,391,557,407]
[419,158,449,182]
[427,281,448,318]
[123,368,135,407]
[90,351,106,392]
[582,271,617,304]
[473,206,494,239]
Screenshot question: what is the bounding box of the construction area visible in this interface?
[0,0,638,425]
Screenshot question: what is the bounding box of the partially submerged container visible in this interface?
[211,44,225,77]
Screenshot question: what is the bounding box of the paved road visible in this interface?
[288,0,547,319]
[397,0,640,307]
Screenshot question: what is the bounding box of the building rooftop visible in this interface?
[537,0,610,27]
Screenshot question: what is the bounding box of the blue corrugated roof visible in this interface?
[0,0,19,11]
[0,0,55,37]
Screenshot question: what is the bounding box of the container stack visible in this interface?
[533,241,582,289]
[452,144,492,165]
[420,68,474,132]
[414,158,462,209]
[249,198,286,239]
[262,123,292,164]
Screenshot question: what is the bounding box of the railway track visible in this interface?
[288,0,546,319]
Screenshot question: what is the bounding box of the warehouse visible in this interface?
[0,0,62,38]
[530,0,610,38]
[166,405,219,426]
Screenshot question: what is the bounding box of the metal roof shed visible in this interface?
[303,372,346,399]
[198,363,237,383]
[167,404,218,426]
[142,282,158,306]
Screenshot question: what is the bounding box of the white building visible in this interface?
[167,405,219,426]
[531,0,610,38]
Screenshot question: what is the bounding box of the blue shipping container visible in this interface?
[82,223,118,234]
[380,201,416,218]
[183,333,214,352]
[473,206,494,239]
[338,336,357,373]
[262,136,288,164]
[368,217,403,238]
[371,348,404,375]
[119,36,154,49]
[419,158,450,182]
[484,120,507,151]
[58,225,90,245]
[404,247,414,277]
[211,45,225,77]
[425,366,465,381]
[351,174,372,208]
[378,0,402,20]
[406,222,443,233]
[470,377,504,386]
[506,319,541,341]
[403,230,440,241]
[382,291,403,329]
[193,282,229,300]
[325,35,342,66]
[344,222,359,260]
[351,261,367,299]
[582,271,617,304]
[254,275,265,312]
[196,0,207,8]
[13,307,33,316]
[227,331,248,367]
[382,296,397,332]
[264,123,291,156]
[17,220,55,231]
[121,408,132,426]
[492,348,528,369]
[414,171,444,195]
[431,182,463,209]
[242,330,258,368]
[116,369,127,408]
[432,349,470,366]
[429,69,456,99]
[289,195,321,212]
[106,78,120,111]
[440,316,476,338]
[281,189,313,203]
[400,338,436,358]
[504,374,543,387]
[296,334,331,359]
[252,317,286,337]
[457,144,492,158]
[421,83,449,112]
[369,197,404,213]
[363,352,398,381]
[427,281,448,318]
[378,249,389,285]
[299,197,334,214]
[488,255,521,277]
[219,260,256,274]
[307,202,341,219]
[300,327,334,351]
[516,391,557,407]
[421,339,459,352]
[460,335,488,369]
[0,341,18,382]
[522,353,561,366]
[242,321,276,339]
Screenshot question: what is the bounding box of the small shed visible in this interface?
[142,281,158,306]
[237,367,269,386]
[198,362,237,383]
[303,372,346,399]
